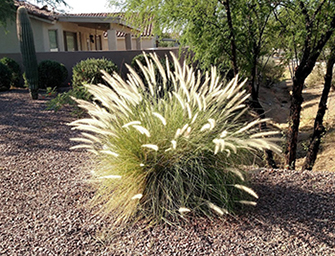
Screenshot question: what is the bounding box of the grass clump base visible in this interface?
[70,52,281,227]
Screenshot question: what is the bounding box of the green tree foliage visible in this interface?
[113,0,277,77]
[32,0,68,8]
[0,0,16,28]
[0,0,67,28]
[274,0,335,74]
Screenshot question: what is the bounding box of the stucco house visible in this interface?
[0,0,156,54]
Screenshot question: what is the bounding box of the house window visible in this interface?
[48,30,58,51]
[64,31,78,51]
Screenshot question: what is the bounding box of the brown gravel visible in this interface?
[1,89,335,255]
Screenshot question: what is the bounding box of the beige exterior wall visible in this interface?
[0,15,156,54]
[114,37,156,51]
[101,35,109,51]
[30,18,47,52]
[116,38,126,50]
[0,17,52,54]
[0,19,109,54]
[0,21,19,54]
[42,21,108,52]
[141,37,156,49]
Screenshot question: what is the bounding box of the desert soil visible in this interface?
[259,79,335,171]
[0,89,334,255]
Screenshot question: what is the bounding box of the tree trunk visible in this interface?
[284,3,335,169]
[223,0,238,75]
[247,43,277,167]
[302,51,335,171]
[249,86,277,168]
[249,56,276,167]
[285,73,305,169]
[285,50,333,169]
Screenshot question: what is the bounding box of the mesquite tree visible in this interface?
[222,0,238,76]
[302,42,335,171]
[276,0,335,169]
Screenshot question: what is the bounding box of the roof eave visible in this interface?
[58,15,140,31]
[29,14,57,24]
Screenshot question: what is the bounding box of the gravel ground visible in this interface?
[0,89,334,255]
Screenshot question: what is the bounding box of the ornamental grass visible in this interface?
[69,52,281,225]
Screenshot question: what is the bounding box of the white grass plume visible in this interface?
[237,200,257,206]
[100,150,119,157]
[179,207,191,213]
[131,194,143,200]
[122,121,141,128]
[208,202,228,215]
[141,144,159,151]
[234,184,259,199]
[98,175,122,179]
[133,125,151,137]
[152,112,167,126]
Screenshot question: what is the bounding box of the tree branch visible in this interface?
[311,0,327,25]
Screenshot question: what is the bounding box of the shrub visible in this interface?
[258,57,285,87]
[0,62,12,91]
[131,54,148,73]
[38,60,68,89]
[47,57,117,115]
[23,72,28,88]
[0,57,21,88]
[305,62,335,88]
[47,86,90,116]
[305,63,325,88]
[72,58,118,88]
[70,53,281,226]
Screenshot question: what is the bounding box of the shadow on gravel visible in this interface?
[255,183,335,248]
[0,90,77,153]
[0,89,28,95]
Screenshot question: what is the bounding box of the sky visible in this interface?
[32,0,116,13]
[63,0,114,13]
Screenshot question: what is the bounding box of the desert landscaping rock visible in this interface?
[0,89,334,255]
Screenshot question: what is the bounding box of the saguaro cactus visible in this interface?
[16,6,38,100]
